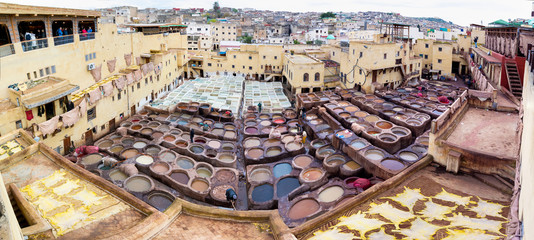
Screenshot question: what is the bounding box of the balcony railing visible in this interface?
[21,39,48,52]
[0,44,15,58]
[79,32,95,41]
[53,35,74,46]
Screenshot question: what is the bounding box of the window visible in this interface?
[438,59,442,63]
[249,66,252,70]
[145,78,148,85]
[360,52,363,58]
[353,49,355,55]
[424,55,428,59]
[263,56,266,59]
[27,73,31,80]
[233,55,236,59]
[425,43,429,48]
[118,92,121,100]
[315,72,320,81]
[359,69,362,75]
[51,65,56,74]
[243,66,245,69]
[232,65,235,68]
[249,56,252,60]
[87,107,96,121]
[438,47,442,52]
[303,73,309,82]
[274,56,277,60]
[332,52,335,56]
[39,69,44,77]
[383,54,387,59]
[15,120,22,129]
[207,63,212,67]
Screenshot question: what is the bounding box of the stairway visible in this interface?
[506,61,522,98]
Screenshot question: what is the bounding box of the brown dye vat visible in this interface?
[345,106,359,112]
[191,179,209,192]
[203,119,214,125]
[224,131,236,139]
[294,155,313,168]
[288,199,320,220]
[152,162,171,174]
[175,140,188,148]
[125,175,153,193]
[261,127,273,134]
[259,114,270,120]
[339,112,351,119]
[148,122,160,127]
[275,126,287,133]
[325,155,345,166]
[205,149,217,158]
[381,159,405,171]
[194,137,207,144]
[139,120,150,125]
[365,115,380,122]
[247,148,264,159]
[244,138,261,148]
[333,108,344,114]
[272,113,283,119]
[374,99,385,103]
[171,172,190,184]
[152,132,164,139]
[264,139,281,147]
[163,135,176,142]
[284,110,297,119]
[338,101,350,106]
[343,161,361,170]
[82,154,103,165]
[121,148,139,159]
[394,114,408,121]
[131,125,142,130]
[376,121,393,129]
[366,130,381,136]
[192,117,203,123]
[212,128,224,135]
[109,170,128,181]
[365,95,375,99]
[110,145,124,154]
[224,124,236,130]
[98,140,113,149]
[301,168,324,181]
[286,141,303,151]
[354,111,368,118]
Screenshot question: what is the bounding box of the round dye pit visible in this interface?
[317,146,335,156]
[251,184,274,203]
[318,186,344,203]
[335,130,353,138]
[148,122,160,127]
[366,130,381,136]
[145,145,161,156]
[141,128,153,135]
[399,151,419,162]
[121,148,139,159]
[412,146,427,155]
[223,131,236,139]
[365,115,380,122]
[350,140,367,150]
[339,112,351,119]
[250,168,272,182]
[211,128,224,136]
[82,154,103,165]
[110,145,124,154]
[407,119,422,126]
[196,167,212,178]
[379,133,397,143]
[109,170,128,181]
[245,120,257,126]
[264,139,281,147]
[152,132,164,140]
[394,114,409,121]
[275,126,287,133]
[122,138,134,145]
[325,155,345,167]
[301,168,324,182]
[293,155,313,168]
[152,162,171,174]
[343,161,361,171]
[392,127,409,136]
[131,125,142,131]
[354,111,368,118]
[381,159,405,171]
[207,140,221,149]
[218,153,235,163]
[191,178,209,192]
[133,141,147,149]
[259,120,271,127]
[365,149,385,161]
[333,108,344,114]
[286,141,303,151]
[273,163,292,178]
[175,140,188,148]
[224,124,236,130]
[147,192,174,212]
[347,117,359,123]
[245,126,259,134]
[288,199,320,220]
[194,137,207,144]
[247,148,264,159]
[159,151,176,162]
[189,145,204,154]
[135,155,154,165]
[281,135,296,144]
[259,114,270,120]
[163,135,176,142]
[384,110,396,116]
[170,171,190,185]
[273,118,286,124]
[266,146,282,157]
[125,175,153,193]
[261,127,273,134]
[98,140,113,149]
[345,106,359,112]
[311,139,328,148]
[213,122,224,128]
[418,137,429,146]
[376,121,393,129]
[221,143,235,151]
[276,177,301,198]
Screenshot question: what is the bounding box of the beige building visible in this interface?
[0,3,187,153]
[413,37,470,78]
[283,54,324,94]
[210,22,237,47]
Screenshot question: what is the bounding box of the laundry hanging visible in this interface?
[26,110,34,121]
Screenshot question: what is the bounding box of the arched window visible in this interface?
[303,73,309,82]
[315,72,320,81]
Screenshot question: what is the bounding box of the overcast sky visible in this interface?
[2,0,530,26]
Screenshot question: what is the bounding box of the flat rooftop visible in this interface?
[285,54,321,64]
[445,107,520,160]
[0,2,100,17]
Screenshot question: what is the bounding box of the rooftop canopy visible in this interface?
[0,2,100,17]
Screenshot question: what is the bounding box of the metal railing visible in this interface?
[79,32,95,41]
[53,35,74,46]
[0,44,15,57]
[21,39,48,52]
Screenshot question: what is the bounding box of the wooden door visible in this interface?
[85,130,93,146]
[63,136,71,154]
[109,118,116,131]
[131,105,136,116]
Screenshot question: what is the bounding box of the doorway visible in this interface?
[108,118,116,131]
[130,105,136,116]
[84,129,93,145]
[63,136,71,154]
[45,102,55,120]
[452,61,460,75]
